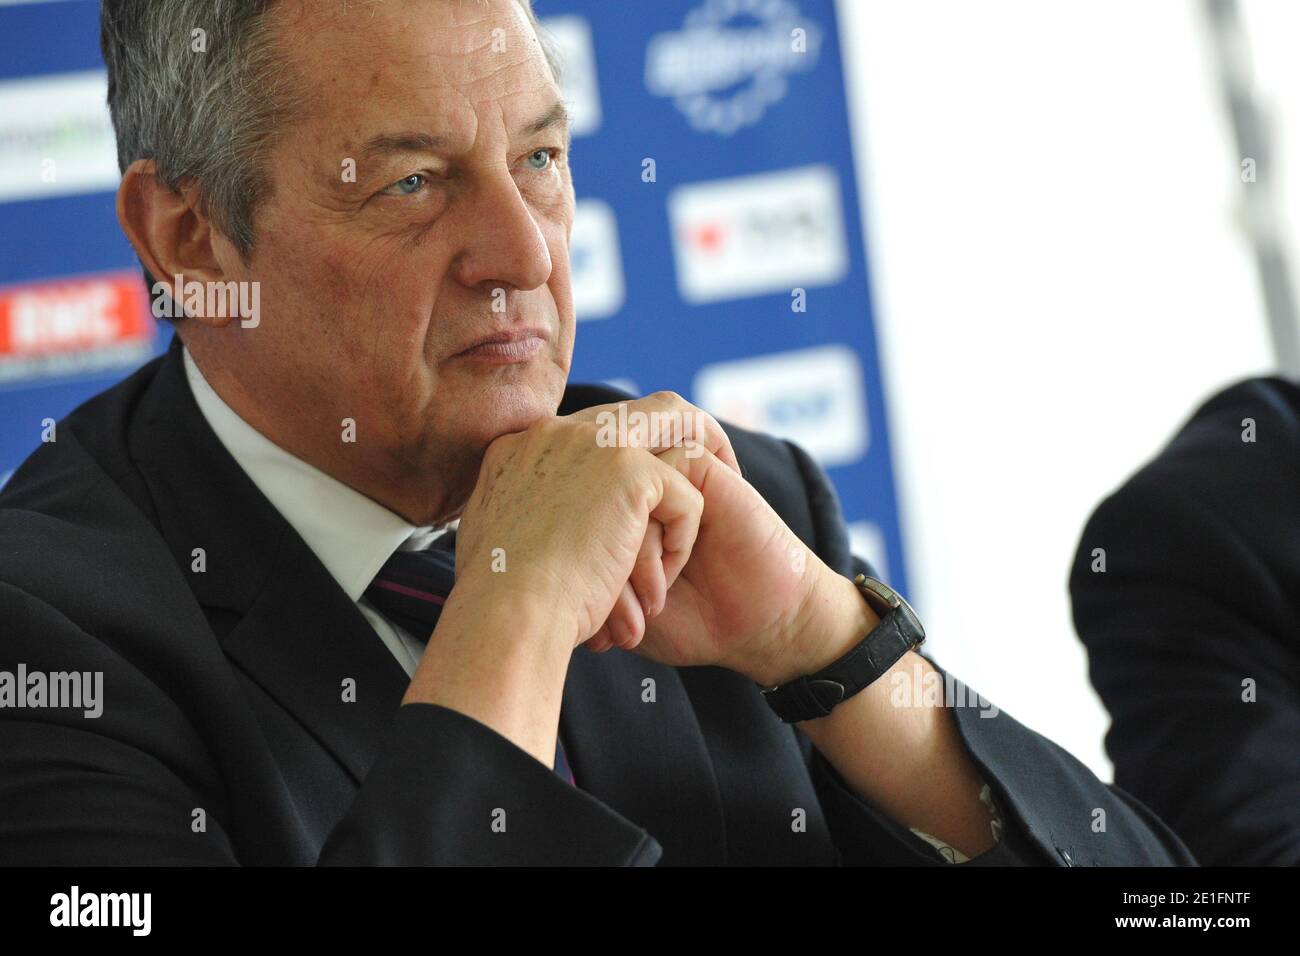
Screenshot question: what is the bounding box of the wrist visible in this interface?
[438,571,578,652]
[743,571,881,689]
[406,577,572,764]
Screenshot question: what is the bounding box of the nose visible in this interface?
[449,169,554,294]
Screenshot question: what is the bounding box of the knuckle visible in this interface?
[610,443,641,469]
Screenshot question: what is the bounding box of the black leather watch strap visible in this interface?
[761,576,925,723]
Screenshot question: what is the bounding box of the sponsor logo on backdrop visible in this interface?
[0,272,154,385]
[692,344,868,467]
[540,15,603,137]
[645,0,823,136]
[669,164,848,304]
[570,198,625,321]
[0,71,118,204]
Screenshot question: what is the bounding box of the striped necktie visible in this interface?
[363,529,577,786]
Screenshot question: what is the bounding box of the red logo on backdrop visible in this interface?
[0,272,154,383]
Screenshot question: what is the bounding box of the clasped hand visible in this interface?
[452,392,849,685]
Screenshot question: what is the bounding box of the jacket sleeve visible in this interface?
[0,581,661,866]
[781,440,1197,866]
[1070,379,1300,866]
[0,580,241,865]
[320,703,662,865]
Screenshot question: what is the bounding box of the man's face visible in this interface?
[214,0,575,517]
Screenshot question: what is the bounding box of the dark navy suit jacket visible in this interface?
[0,335,1193,865]
[1072,377,1300,865]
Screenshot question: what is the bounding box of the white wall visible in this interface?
[838,0,1294,777]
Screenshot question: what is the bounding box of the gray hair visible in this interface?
[101,0,561,263]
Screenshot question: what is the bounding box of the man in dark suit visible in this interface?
[0,0,1192,866]
[1072,378,1300,866]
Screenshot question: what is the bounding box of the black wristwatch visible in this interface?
[760,574,926,723]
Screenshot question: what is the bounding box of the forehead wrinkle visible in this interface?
[279,1,532,79]
[330,79,479,149]
[460,51,562,125]
[348,43,546,107]
[435,0,531,33]
[413,0,538,59]
[281,0,550,100]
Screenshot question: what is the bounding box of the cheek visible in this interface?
[312,252,362,315]
[311,241,442,341]
[251,223,359,322]
[314,241,385,305]
[248,236,445,397]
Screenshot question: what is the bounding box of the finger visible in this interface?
[656,440,740,495]
[643,451,705,591]
[606,580,646,650]
[634,393,740,475]
[570,393,741,476]
[584,624,615,653]
[654,441,743,548]
[627,519,667,619]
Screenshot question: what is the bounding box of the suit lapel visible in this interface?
[129,335,410,783]
[219,528,411,782]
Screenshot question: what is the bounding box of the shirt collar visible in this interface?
[182,345,451,601]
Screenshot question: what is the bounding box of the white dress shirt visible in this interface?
[182,345,452,678]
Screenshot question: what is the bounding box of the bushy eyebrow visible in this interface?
[357,100,571,160]
[358,131,453,158]
[521,100,572,140]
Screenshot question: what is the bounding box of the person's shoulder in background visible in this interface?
[1070,375,1300,866]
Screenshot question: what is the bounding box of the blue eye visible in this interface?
[385,173,426,196]
[525,149,553,171]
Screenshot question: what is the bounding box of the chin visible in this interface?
[469,375,563,440]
